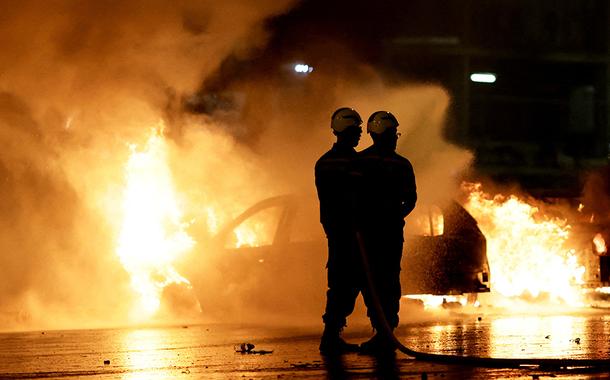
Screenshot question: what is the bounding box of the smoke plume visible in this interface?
[0,0,294,330]
[0,1,472,330]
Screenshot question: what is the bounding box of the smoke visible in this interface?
[247,70,472,206]
[0,1,473,330]
[0,0,294,331]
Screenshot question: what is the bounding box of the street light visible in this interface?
[470,72,496,83]
[293,63,314,74]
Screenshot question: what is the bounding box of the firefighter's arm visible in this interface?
[400,161,417,218]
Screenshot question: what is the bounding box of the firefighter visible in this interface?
[357,111,417,354]
[315,107,363,354]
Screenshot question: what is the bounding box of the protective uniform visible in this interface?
[315,108,363,336]
[357,111,417,332]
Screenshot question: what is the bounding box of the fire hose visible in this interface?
[355,231,610,368]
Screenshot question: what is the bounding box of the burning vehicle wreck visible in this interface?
[569,217,610,306]
[403,200,490,296]
[185,195,490,318]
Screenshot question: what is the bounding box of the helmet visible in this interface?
[367,111,399,134]
[331,107,362,132]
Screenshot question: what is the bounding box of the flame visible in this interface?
[404,295,469,309]
[116,127,195,319]
[593,233,606,254]
[203,207,265,248]
[408,206,444,236]
[234,224,260,248]
[226,207,279,248]
[463,183,585,305]
[431,207,444,235]
[205,206,220,235]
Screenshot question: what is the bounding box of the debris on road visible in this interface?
[290,362,321,369]
[103,359,110,365]
[234,342,273,355]
[236,343,255,353]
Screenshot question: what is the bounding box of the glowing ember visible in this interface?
[116,127,195,319]
[463,182,585,305]
[593,233,606,254]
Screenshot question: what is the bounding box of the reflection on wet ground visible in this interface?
[1,312,610,379]
[400,313,610,360]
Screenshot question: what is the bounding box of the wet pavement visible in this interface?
[1,310,610,379]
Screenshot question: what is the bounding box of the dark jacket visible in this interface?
[356,145,417,231]
[315,143,358,235]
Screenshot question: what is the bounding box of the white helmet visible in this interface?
[367,111,399,134]
[331,107,362,132]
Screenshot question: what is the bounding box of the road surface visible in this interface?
[1,309,610,379]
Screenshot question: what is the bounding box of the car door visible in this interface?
[402,202,490,296]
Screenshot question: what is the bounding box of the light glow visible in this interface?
[294,63,314,74]
[470,72,496,83]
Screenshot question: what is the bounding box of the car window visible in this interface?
[405,205,444,236]
[224,206,282,248]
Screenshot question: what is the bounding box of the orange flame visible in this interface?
[116,127,195,320]
[593,233,606,254]
[463,183,585,305]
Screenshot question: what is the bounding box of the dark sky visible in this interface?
[197,0,609,196]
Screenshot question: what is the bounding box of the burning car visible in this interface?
[568,216,610,306]
[187,195,490,318]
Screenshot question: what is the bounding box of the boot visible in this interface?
[319,326,359,355]
[359,333,395,355]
